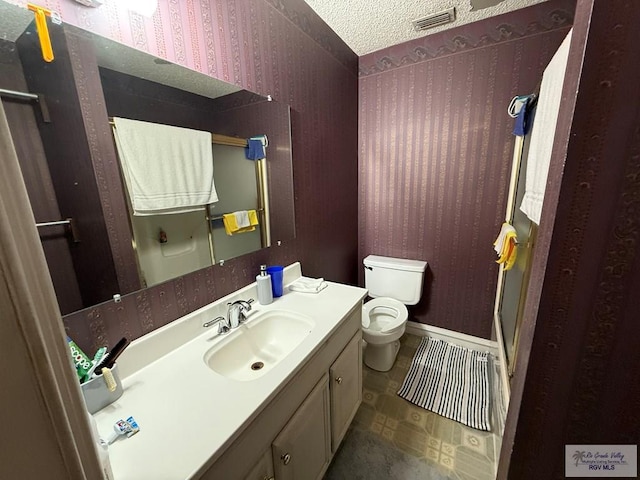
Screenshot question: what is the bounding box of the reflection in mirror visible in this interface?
[0,3,295,315]
[104,71,273,287]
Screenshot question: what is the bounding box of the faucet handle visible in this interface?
[238,299,255,325]
[240,298,255,313]
[203,316,230,334]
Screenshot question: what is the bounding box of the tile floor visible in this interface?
[346,333,497,480]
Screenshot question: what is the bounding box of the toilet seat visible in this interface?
[362,297,408,333]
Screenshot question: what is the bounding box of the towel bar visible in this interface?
[0,88,51,122]
[109,118,247,146]
[210,208,264,221]
[36,218,80,243]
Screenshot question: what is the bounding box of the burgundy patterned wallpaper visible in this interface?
[499,0,640,477]
[15,0,359,352]
[358,0,575,339]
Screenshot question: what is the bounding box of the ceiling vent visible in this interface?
[412,7,456,32]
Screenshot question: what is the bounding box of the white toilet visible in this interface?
[362,255,428,372]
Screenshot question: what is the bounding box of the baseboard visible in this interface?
[405,321,498,354]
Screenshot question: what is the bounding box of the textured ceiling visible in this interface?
[302,0,551,56]
[0,1,31,42]
[1,0,550,84]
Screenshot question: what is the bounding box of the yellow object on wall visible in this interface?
[27,3,55,63]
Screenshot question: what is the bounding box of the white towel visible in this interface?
[494,223,516,256]
[289,276,328,294]
[520,29,572,225]
[233,211,250,228]
[113,117,219,216]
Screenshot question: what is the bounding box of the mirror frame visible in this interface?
[1,14,295,316]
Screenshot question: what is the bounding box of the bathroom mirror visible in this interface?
[0,2,295,315]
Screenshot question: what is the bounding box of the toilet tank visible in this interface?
[363,255,428,305]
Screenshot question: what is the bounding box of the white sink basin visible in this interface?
[203,310,315,381]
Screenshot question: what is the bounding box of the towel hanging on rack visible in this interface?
[113,117,219,216]
[493,223,518,271]
[510,94,536,136]
[520,29,572,225]
[245,135,268,160]
[222,210,259,235]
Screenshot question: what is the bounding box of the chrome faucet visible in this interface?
[227,298,255,328]
[202,315,230,334]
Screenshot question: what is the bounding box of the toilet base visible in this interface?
[363,340,401,372]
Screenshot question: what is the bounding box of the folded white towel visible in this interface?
[233,210,250,228]
[113,117,219,216]
[289,276,328,294]
[520,29,572,225]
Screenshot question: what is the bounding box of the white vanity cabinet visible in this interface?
[199,304,363,480]
[329,332,362,451]
[272,374,331,480]
[243,450,274,480]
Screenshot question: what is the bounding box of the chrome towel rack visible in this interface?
[210,208,264,221]
[0,88,51,123]
[36,218,80,243]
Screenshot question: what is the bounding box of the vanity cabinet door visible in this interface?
[329,331,362,451]
[244,449,274,480]
[272,374,330,480]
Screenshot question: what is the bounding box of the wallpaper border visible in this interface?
[359,0,576,77]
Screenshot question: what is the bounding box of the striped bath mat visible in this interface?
[397,337,491,431]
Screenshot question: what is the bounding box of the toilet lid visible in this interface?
[362,297,408,333]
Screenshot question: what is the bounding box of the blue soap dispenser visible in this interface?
[256,264,273,305]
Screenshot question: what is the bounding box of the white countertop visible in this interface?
[93,263,367,480]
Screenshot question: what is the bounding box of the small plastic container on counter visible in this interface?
[81,364,124,414]
[266,265,284,297]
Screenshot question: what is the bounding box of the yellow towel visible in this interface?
[504,239,517,270]
[502,234,518,271]
[494,223,518,270]
[222,210,259,235]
